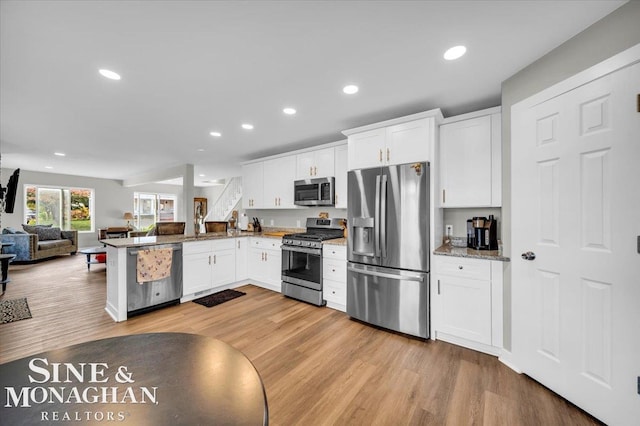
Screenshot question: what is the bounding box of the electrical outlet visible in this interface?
[445,224,453,237]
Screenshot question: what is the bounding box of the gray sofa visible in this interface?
[1,226,78,262]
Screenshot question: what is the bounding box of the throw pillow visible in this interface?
[2,227,17,234]
[36,227,62,241]
[22,224,53,234]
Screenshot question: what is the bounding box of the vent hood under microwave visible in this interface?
[294,177,335,206]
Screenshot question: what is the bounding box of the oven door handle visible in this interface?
[281,245,322,256]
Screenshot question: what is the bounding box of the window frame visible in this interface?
[24,184,95,233]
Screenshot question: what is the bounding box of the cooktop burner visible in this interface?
[282,218,345,248]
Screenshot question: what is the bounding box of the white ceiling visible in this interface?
[0,0,625,186]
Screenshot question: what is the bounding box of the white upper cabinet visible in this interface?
[334,144,348,209]
[296,147,335,179]
[385,119,431,166]
[346,128,386,170]
[242,162,264,209]
[439,108,502,207]
[263,155,297,208]
[344,110,442,170]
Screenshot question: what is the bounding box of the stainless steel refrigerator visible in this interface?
[347,162,430,338]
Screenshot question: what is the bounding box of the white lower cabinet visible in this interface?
[432,255,503,355]
[183,241,215,296]
[323,245,346,311]
[248,238,282,291]
[211,239,236,287]
[235,238,248,281]
[182,239,236,299]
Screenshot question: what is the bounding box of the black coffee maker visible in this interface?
[467,215,498,250]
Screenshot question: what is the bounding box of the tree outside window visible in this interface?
[25,186,94,232]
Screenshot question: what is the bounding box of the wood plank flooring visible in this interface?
[0,255,602,425]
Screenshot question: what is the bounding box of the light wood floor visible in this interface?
[0,255,601,425]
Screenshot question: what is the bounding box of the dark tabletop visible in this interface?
[0,333,268,425]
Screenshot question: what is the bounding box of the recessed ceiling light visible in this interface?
[242,123,254,130]
[283,107,296,115]
[343,85,359,95]
[209,131,222,137]
[204,179,225,186]
[98,69,121,80]
[197,148,205,152]
[199,174,205,177]
[45,166,53,169]
[444,45,467,60]
[54,152,66,157]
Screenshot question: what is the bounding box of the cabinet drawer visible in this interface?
[183,240,213,255]
[433,256,490,280]
[323,279,346,305]
[212,238,235,251]
[323,259,346,282]
[323,245,346,260]
[251,238,281,250]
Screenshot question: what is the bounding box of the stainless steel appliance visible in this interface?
[294,177,335,206]
[126,243,183,316]
[281,218,345,306]
[347,162,430,338]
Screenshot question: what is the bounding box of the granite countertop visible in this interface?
[434,243,510,262]
[324,237,347,246]
[100,227,302,248]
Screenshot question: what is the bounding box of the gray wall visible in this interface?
[0,168,186,248]
[500,1,640,351]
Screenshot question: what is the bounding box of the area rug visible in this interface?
[0,298,32,324]
[193,289,246,308]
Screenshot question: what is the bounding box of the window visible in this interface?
[133,193,177,230]
[25,185,94,232]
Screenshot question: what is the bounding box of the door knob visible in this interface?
[521,251,536,261]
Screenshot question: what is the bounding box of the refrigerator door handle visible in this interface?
[380,174,387,259]
[347,264,425,282]
[374,174,381,258]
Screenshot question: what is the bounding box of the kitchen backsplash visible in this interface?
[443,207,501,239]
[244,206,347,228]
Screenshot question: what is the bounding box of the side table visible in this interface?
[0,253,17,294]
[79,246,107,271]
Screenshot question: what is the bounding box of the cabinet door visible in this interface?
[183,252,212,295]
[435,274,492,345]
[263,156,296,208]
[263,248,282,287]
[347,128,386,170]
[211,249,236,287]
[386,118,430,165]
[440,115,492,207]
[334,145,348,208]
[235,238,248,281]
[296,152,316,179]
[313,147,335,177]
[247,247,265,282]
[242,162,264,209]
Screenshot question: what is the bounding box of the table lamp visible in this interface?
[123,212,134,230]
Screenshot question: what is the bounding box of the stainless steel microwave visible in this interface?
[294,177,335,206]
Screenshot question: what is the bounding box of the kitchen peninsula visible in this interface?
[101,231,280,322]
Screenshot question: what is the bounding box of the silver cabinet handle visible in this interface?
[437,279,440,295]
[458,265,463,270]
[521,251,536,261]
[208,255,211,265]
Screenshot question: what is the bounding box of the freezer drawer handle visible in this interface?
[347,264,424,282]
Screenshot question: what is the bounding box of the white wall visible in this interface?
[0,168,186,248]
[500,1,640,351]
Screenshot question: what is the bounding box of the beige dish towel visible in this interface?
[137,248,173,284]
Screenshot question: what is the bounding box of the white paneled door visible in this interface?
[512,60,640,426]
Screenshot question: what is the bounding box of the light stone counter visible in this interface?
[433,243,510,262]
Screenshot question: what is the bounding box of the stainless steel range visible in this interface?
[281,218,345,306]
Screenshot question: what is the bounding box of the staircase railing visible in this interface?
[209,176,242,220]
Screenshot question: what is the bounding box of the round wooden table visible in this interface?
[0,333,269,425]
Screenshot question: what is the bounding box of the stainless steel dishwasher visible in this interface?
[126,243,182,316]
